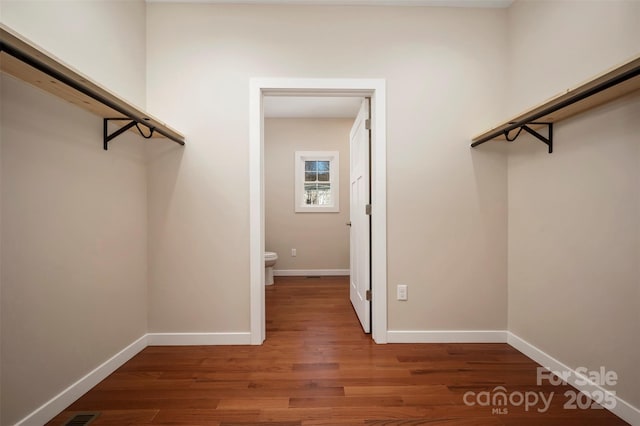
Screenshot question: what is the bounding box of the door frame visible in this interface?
[249,78,387,344]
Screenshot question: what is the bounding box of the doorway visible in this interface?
[249,78,387,344]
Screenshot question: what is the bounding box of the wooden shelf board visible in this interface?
[0,24,184,144]
[473,54,640,143]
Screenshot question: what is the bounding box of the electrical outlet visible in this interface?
[291,248,297,257]
[397,285,408,301]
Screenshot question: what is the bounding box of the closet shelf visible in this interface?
[471,54,640,153]
[0,24,185,150]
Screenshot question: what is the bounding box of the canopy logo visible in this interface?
[463,366,619,415]
[463,386,553,414]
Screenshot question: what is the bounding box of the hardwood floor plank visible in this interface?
[364,419,503,426]
[222,423,300,426]
[217,398,290,409]
[292,363,340,371]
[290,396,406,409]
[46,276,628,425]
[344,385,450,397]
[151,409,259,424]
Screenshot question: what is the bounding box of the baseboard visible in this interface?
[387,330,507,343]
[273,269,349,276]
[147,332,252,346]
[507,332,640,425]
[15,334,148,426]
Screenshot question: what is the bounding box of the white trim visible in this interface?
[249,79,266,345]
[387,330,507,343]
[294,150,340,212]
[274,269,350,276]
[250,78,387,345]
[507,332,639,425]
[147,332,252,346]
[147,0,514,8]
[369,80,387,344]
[15,335,148,426]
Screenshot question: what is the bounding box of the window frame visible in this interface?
[294,150,340,213]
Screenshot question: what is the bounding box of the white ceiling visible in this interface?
[264,96,363,118]
[149,0,513,7]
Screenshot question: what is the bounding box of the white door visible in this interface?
[349,98,371,333]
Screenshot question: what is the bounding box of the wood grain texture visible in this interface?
[47,276,628,425]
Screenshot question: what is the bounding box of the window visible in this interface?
[295,151,339,212]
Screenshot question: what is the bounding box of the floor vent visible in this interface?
[64,412,100,426]
[305,276,321,279]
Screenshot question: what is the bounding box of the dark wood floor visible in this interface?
[48,276,627,425]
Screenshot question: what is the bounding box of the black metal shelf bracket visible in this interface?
[504,122,553,154]
[103,118,155,150]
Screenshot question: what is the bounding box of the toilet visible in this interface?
[264,251,278,286]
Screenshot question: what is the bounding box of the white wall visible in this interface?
[507,0,640,410]
[146,4,509,333]
[265,118,351,272]
[0,1,148,424]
